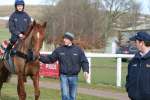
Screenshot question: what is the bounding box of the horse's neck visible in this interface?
[17,32,33,53]
[24,31,33,50]
[17,24,44,54]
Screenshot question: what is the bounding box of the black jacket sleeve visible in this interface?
[9,14,20,35]
[125,61,132,92]
[25,12,31,30]
[39,50,58,64]
[80,50,89,73]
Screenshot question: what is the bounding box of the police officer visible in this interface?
[126,31,150,100]
[5,0,31,53]
[39,32,89,100]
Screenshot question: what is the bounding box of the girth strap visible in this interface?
[15,51,27,59]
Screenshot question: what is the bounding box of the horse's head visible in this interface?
[30,20,46,53]
[17,20,46,59]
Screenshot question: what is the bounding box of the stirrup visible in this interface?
[0,54,5,61]
[5,54,9,60]
[1,54,5,61]
[3,51,10,60]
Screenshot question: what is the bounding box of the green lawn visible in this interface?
[78,58,128,87]
[0,28,10,43]
[0,83,113,100]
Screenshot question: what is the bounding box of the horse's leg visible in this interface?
[0,81,4,96]
[30,71,40,100]
[0,65,3,96]
[0,61,11,96]
[17,74,26,100]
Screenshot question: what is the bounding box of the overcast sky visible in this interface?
[0,0,150,14]
[138,0,150,14]
[0,0,49,5]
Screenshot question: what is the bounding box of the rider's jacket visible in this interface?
[126,51,150,99]
[9,11,31,36]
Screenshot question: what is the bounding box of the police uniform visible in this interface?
[126,32,150,100]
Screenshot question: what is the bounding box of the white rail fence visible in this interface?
[85,53,134,87]
[40,52,134,87]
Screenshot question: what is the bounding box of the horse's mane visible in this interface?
[24,28,33,51]
[24,23,34,39]
[18,20,46,53]
[16,21,34,53]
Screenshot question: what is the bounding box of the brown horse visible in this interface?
[0,20,46,100]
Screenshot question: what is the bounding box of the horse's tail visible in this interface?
[0,61,11,82]
[0,60,11,95]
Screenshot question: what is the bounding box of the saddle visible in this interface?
[3,52,16,74]
[0,46,35,74]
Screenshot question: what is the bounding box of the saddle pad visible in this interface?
[4,54,16,74]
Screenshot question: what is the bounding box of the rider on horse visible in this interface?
[5,0,31,53]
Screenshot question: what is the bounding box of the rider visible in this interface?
[5,0,31,53]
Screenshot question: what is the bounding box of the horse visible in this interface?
[0,20,46,100]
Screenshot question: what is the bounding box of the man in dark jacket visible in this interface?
[5,0,31,53]
[126,31,150,100]
[39,32,89,100]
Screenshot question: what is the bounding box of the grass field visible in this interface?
[0,28,10,43]
[78,57,128,87]
[0,83,113,100]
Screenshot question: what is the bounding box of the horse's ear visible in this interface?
[33,20,36,26]
[42,22,47,28]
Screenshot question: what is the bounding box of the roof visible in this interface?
[0,16,34,21]
[115,24,150,32]
[0,16,9,20]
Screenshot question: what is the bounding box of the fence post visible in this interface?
[116,57,122,87]
[87,57,91,84]
[42,42,45,51]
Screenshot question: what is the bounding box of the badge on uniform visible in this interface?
[24,18,27,22]
[14,18,18,22]
[132,64,137,67]
[146,64,150,68]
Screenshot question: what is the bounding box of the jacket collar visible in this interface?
[15,10,24,13]
[135,50,150,59]
[63,44,74,48]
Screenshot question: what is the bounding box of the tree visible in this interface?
[98,0,141,39]
[117,1,141,28]
[42,0,141,50]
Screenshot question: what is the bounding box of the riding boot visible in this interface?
[4,43,13,60]
[5,43,13,53]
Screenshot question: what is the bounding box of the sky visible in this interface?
[0,0,150,14]
[137,0,150,14]
[0,0,50,5]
